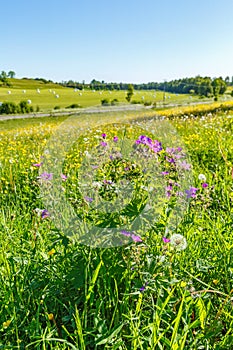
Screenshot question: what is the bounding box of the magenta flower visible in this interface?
[202,182,208,188]
[101,133,107,139]
[113,136,118,142]
[100,141,107,147]
[163,237,171,243]
[161,171,169,175]
[33,162,43,167]
[120,230,142,242]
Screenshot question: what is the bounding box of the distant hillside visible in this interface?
[0,78,62,90]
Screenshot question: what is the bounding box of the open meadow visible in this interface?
[0,105,233,349]
[0,78,226,113]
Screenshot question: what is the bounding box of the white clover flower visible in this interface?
[198,174,206,182]
[170,234,187,251]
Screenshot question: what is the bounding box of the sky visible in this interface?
[1,0,233,84]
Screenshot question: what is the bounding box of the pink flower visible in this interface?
[163,237,170,243]
[61,174,67,181]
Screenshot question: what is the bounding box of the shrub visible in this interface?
[131,100,143,104]
[19,101,31,114]
[101,98,110,106]
[144,101,153,106]
[111,98,119,105]
[65,103,82,109]
[0,101,19,114]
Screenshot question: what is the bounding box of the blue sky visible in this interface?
[1,0,233,83]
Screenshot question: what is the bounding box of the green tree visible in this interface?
[0,70,8,84]
[126,84,134,102]
[8,70,16,78]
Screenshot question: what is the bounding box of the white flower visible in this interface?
[198,174,206,182]
[170,234,187,251]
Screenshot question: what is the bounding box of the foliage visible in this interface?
[126,84,134,102]
[0,100,33,114]
[65,103,82,109]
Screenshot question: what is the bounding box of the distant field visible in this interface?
[0,78,221,112]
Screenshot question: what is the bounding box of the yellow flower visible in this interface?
[180,281,187,288]
[3,320,11,328]
[48,248,56,256]
[48,313,54,321]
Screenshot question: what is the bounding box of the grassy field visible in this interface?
[0,78,226,113]
[0,105,233,349]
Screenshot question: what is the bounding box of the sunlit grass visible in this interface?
[0,108,232,349]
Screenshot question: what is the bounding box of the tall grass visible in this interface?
[0,110,232,349]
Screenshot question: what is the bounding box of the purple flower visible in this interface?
[161,171,169,175]
[84,196,93,203]
[101,133,106,139]
[166,156,175,164]
[33,162,43,167]
[100,141,107,147]
[179,161,191,170]
[202,182,208,188]
[113,136,118,142]
[120,230,131,237]
[41,209,50,219]
[61,174,67,181]
[120,230,142,242]
[38,172,53,181]
[185,187,198,198]
[135,136,162,153]
[131,234,142,242]
[166,185,173,198]
[163,237,171,243]
[139,281,148,292]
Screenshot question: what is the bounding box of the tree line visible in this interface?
[1,70,232,99]
[60,76,232,98]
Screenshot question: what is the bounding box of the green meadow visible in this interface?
[0,78,212,112]
[0,104,232,349]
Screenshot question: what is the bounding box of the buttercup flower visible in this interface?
[170,234,187,251]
